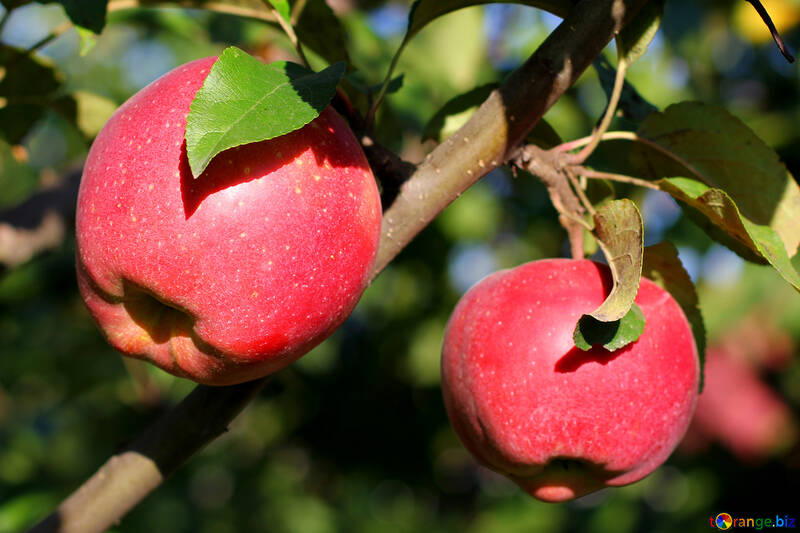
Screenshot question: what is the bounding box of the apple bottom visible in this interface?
[451,411,666,503]
[76,262,323,386]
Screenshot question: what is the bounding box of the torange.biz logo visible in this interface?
[710,513,796,530]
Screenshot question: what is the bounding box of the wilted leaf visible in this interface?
[185,47,345,178]
[658,177,800,293]
[633,101,800,256]
[587,199,644,322]
[642,241,706,390]
[616,0,663,66]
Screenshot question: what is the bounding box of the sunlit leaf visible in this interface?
[658,177,800,292]
[185,47,344,178]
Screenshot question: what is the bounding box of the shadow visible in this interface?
[555,344,628,373]
[180,106,365,218]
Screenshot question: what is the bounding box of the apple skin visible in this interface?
[76,57,381,386]
[441,259,699,502]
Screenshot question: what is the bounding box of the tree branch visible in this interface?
[27,1,649,530]
[371,0,648,275]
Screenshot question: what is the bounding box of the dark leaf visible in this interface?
[574,303,645,351]
[642,241,706,390]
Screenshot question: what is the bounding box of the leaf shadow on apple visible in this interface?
[178,139,305,219]
[554,343,630,373]
[178,118,366,219]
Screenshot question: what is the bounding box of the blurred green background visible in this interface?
[1,1,799,531]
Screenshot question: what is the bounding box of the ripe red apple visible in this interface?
[441,259,699,502]
[76,57,381,386]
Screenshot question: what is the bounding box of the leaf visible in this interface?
[406,0,573,44]
[296,0,351,67]
[266,0,290,23]
[642,241,706,390]
[525,119,562,150]
[573,304,645,352]
[185,47,345,178]
[55,0,108,33]
[632,101,800,256]
[616,0,663,66]
[422,83,496,142]
[593,56,657,123]
[587,199,645,322]
[0,44,70,144]
[76,26,98,56]
[375,0,573,109]
[657,177,800,293]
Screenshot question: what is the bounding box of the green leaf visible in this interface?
[56,0,108,34]
[632,101,800,257]
[422,83,496,142]
[185,47,345,178]
[587,199,645,322]
[642,241,706,390]
[296,0,351,67]
[574,303,645,352]
[346,73,404,97]
[657,177,800,293]
[616,0,663,66]
[266,0,290,23]
[75,26,98,56]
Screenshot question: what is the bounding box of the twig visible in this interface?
[745,0,795,63]
[261,0,310,68]
[578,167,661,190]
[567,167,597,216]
[570,57,628,164]
[557,130,710,185]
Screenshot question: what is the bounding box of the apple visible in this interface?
[686,347,796,462]
[441,259,699,502]
[76,57,382,386]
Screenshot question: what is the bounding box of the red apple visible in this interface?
[686,348,796,462]
[76,57,381,386]
[441,259,699,502]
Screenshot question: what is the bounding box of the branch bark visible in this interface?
[28,0,649,530]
